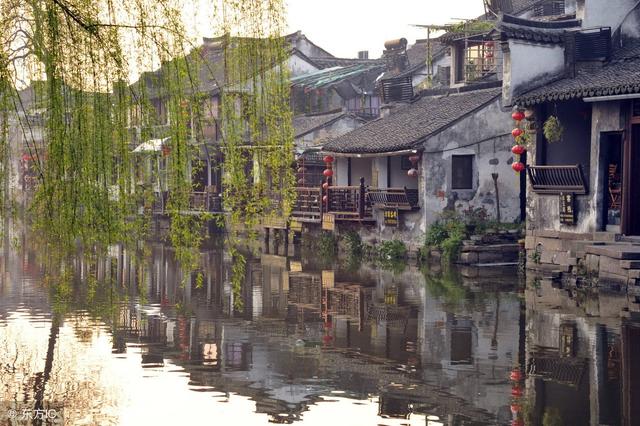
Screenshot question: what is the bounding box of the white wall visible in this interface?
[503,40,565,106]
[580,0,638,30]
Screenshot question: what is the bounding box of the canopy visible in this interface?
[132,137,169,153]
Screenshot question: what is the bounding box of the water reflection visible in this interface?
[0,233,638,425]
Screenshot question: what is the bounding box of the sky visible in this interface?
[285,0,487,58]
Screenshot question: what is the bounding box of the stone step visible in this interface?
[593,232,622,242]
[585,245,640,260]
[620,260,640,269]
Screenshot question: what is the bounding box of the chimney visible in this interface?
[382,38,409,73]
[358,50,369,60]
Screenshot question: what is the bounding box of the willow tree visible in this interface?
[0,0,294,296]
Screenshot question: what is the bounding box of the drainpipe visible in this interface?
[492,173,501,223]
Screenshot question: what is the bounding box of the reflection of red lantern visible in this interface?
[407,168,418,178]
[510,403,521,414]
[512,111,525,121]
[512,128,524,138]
[323,155,334,164]
[512,162,525,173]
[408,154,420,164]
[322,334,333,344]
[322,182,329,190]
[512,419,524,426]
[323,169,333,177]
[510,368,523,381]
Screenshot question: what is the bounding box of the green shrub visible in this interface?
[378,240,407,260]
[425,221,448,247]
[343,230,363,257]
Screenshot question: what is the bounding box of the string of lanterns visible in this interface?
[407,154,420,178]
[322,155,334,205]
[511,110,528,173]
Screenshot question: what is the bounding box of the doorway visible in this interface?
[622,123,640,235]
[601,133,623,232]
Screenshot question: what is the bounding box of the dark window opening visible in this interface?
[452,155,474,190]
[533,0,565,17]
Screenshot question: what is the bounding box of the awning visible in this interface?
[132,137,169,153]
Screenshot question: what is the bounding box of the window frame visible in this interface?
[451,154,474,190]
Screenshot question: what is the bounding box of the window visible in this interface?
[454,40,497,84]
[533,0,565,17]
[452,155,473,189]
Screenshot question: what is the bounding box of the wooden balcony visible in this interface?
[291,184,417,224]
[153,191,223,215]
[527,165,588,194]
[367,188,419,210]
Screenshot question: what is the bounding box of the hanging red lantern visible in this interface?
[512,128,524,138]
[510,368,523,381]
[322,182,329,190]
[407,168,418,178]
[512,162,525,173]
[162,145,171,157]
[512,111,525,121]
[323,169,334,177]
[322,195,328,203]
[408,154,420,164]
[323,155,334,164]
[486,51,494,58]
[511,385,523,397]
[511,145,526,155]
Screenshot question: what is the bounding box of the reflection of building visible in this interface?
[525,276,639,426]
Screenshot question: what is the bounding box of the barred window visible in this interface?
[452,155,474,190]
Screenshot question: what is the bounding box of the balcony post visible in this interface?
[359,177,365,219]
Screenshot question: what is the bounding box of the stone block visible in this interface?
[599,256,624,274]
[459,252,478,264]
[525,236,536,250]
[478,251,507,263]
[584,254,600,273]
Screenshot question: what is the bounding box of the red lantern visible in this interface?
[407,168,418,178]
[322,182,329,190]
[485,41,495,47]
[162,145,171,157]
[511,386,523,397]
[512,162,525,173]
[486,51,494,58]
[511,145,526,155]
[510,368,523,382]
[512,111,525,121]
[512,419,524,426]
[408,154,420,164]
[322,195,328,203]
[512,128,524,138]
[323,169,334,177]
[22,153,31,162]
[323,155,334,164]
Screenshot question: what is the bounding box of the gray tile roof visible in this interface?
[322,86,502,154]
[516,41,640,105]
[293,110,349,138]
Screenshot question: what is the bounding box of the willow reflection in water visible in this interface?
[0,236,636,425]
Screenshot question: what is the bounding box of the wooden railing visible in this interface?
[291,183,419,223]
[326,185,373,220]
[527,165,588,194]
[153,191,223,214]
[367,188,419,210]
[292,187,322,221]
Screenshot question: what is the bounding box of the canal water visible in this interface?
[0,234,637,425]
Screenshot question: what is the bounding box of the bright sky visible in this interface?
[285,0,487,58]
